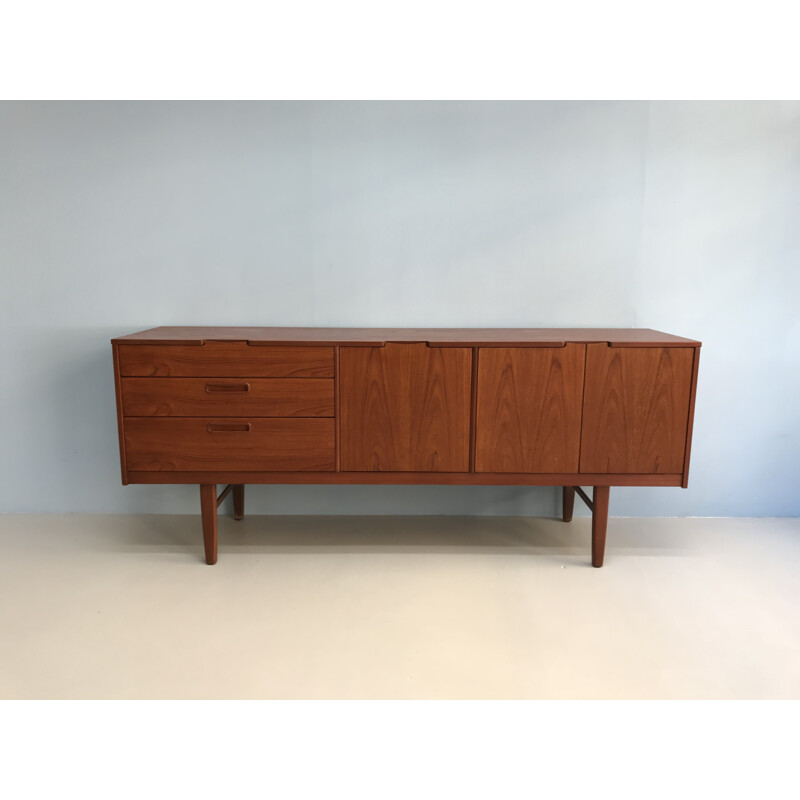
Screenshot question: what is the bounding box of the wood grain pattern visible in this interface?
[111,327,700,566]
[340,343,472,471]
[120,377,334,417]
[113,327,701,347]
[118,342,334,377]
[126,471,684,486]
[579,345,694,474]
[682,346,701,488]
[475,344,585,472]
[124,418,335,471]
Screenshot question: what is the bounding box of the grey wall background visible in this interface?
[1,101,798,516]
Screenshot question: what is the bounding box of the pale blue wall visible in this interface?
[1,101,797,515]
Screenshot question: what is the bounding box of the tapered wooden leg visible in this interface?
[200,484,218,565]
[562,486,575,522]
[591,486,610,568]
[233,484,245,520]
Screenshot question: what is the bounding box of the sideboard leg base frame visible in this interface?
[570,485,610,567]
[200,484,245,563]
[591,486,610,568]
[113,328,699,570]
[200,484,218,565]
[562,486,575,522]
[233,484,245,520]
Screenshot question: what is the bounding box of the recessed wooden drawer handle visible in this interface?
[207,422,252,433]
[205,382,251,393]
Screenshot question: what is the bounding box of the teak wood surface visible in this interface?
[113,326,700,347]
[112,327,701,566]
[340,342,472,471]
[125,471,684,486]
[579,344,694,474]
[199,485,218,565]
[591,486,611,568]
[475,344,585,473]
[124,417,335,472]
[681,347,701,488]
[121,377,334,417]
[118,342,334,377]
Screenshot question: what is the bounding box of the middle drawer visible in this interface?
[121,377,334,417]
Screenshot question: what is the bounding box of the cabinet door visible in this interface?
[340,343,472,471]
[475,344,585,473]
[579,344,694,474]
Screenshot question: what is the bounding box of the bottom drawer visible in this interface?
[124,418,335,471]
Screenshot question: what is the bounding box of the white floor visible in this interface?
[1,513,798,699]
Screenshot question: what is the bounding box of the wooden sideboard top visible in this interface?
[113,327,701,347]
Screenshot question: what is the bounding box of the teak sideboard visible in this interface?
[111,327,701,566]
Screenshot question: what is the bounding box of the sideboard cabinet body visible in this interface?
[112,328,700,565]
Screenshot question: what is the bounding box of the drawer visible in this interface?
[121,377,334,417]
[118,342,334,377]
[124,418,335,471]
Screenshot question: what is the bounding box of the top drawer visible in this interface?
[117,342,335,378]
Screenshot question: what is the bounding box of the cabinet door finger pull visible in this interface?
[205,382,250,393]
[207,422,251,433]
